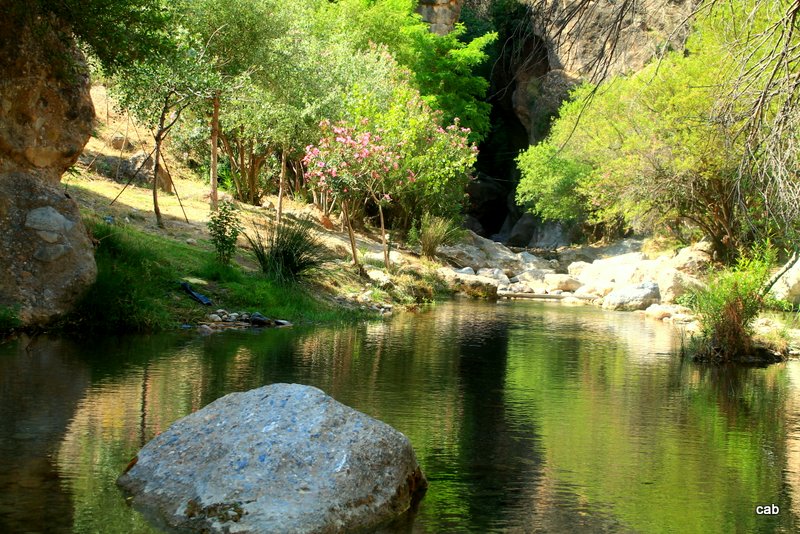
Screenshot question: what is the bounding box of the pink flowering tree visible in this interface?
[303,120,402,269]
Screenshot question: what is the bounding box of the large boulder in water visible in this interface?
[117,383,427,533]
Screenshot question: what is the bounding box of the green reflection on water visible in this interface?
[1,301,799,533]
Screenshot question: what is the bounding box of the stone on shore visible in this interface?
[118,383,427,534]
[602,281,661,311]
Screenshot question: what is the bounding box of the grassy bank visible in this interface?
[58,216,366,333]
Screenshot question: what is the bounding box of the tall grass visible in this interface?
[246,216,328,284]
[417,214,464,258]
[67,221,176,332]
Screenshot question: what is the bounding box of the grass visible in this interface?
[60,215,358,333]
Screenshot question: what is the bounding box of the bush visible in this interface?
[0,306,21,333]
[686,247,775,361]
[419,213,464,258]
[207,201,242,265]
[246,216,328,283]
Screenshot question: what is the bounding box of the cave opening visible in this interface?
[468,10,552,239]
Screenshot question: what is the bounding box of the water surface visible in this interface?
[1,300,799,532]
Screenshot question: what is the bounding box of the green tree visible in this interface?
[516,142,591,223]
[13,0,170,75]
[111,29,220,227]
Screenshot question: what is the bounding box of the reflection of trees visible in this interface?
[504,304,798,532]
[0,335,90,533]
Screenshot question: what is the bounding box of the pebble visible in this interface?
[208,314,222,322]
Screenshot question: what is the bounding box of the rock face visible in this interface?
[513,0,693,142]
[0,13,97,325]
[0,14,94,183]
[602,281,661,311]
[0,174,97,324]
[118,383,427,534]
[416,0,464,35]
[771,257,800,306]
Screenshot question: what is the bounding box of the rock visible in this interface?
[670,243,713,275]
[454,266,475,276]
[645,304,693,321]
[197,324,214,335]
[364,250,406,266]
[528,220,569,249]
[437,267,499,299]
[561,296,589,306]
[507,282,534,293]
[507,213,537,247]
[518,251,555,271]
[770,257,800,306]
[207,314,222,322]
[477,268,511,285]
[274,319,293,327]
[544,274,582,292]
[567,261,591,278]
[516,268,553,283]
[110,133,133,151]
[656,267,704,304]
[249,312,272,327]
[437,230,524,275]
[0,173,97,325]
[122,151,172,193]
[186,238,197,246]
[366,269,394,290]
[0,13,98,326]
[0,14,94,183]
[416,0,463,35]
[118,384,427,533]
[603,282,661,311]
[574,281,616,298]
[465,173,508,237]
[462,214,485,236]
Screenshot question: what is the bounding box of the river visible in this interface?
[1,299,799,532]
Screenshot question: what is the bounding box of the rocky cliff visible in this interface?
[516,0,694,143]
[417,0,465,35]
[0,13,97,325]
[458,0,694,239]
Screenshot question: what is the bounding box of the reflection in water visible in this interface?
[0,300,799,532]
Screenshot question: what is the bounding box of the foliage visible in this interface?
[0,305,21,334]
[519,3,800,256]
[207,200,242,265]
[18,0,171,75]
[245,217,328,283]
[516,142,592,223]
[68,221,175,332]
[311,0,496,141]
[419,213,465,258]
[685,246,776,361]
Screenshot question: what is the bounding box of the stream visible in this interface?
[1,299,799,532]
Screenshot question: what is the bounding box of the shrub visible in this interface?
[246,216,328,283]
[0,306,21,333]
[687,247,775,361]
[207,200,242,266]
[419,213,464,258]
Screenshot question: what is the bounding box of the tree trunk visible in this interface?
[152,133,164,229]
[277,149,287,226]
[210,91,219,211]
[342,199,359,268]
[372,193,390,270]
